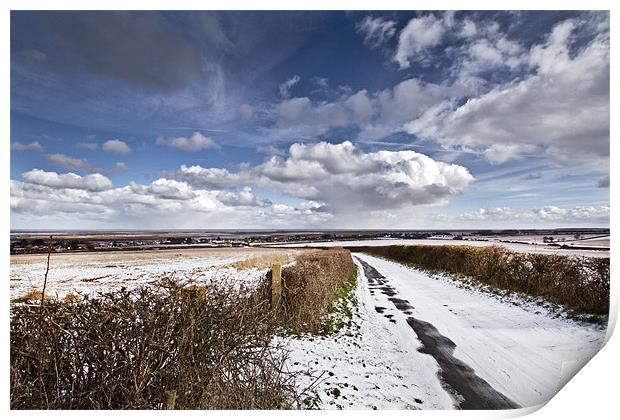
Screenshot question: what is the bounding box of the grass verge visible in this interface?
[322,266,359,335]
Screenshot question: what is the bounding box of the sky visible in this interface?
[10,10,610,230]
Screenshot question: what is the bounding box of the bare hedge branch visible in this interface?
[11,279,298,409]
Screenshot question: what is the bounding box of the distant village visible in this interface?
[9,228,609,255]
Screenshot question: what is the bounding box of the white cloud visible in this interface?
[443,205,609,224]
[45,153,98,173]
[533,205,609,222]
[102,139,131,155]
[130,178,196,200]
[170,141,474,213]
[22,169,113,191]
[312,77,329,90]
[10,174,326,229]
[166,165,244,189]
[356,16,397,49]
[271,77,471,140]
[11,141,43,152]
[345,90,374,122]
[483,144,539,165]
[279,75,301,98]
[394,14,448,68]
[156,132,218,152]
[115,162,129,171]
[258,202,333,225]
[459,19,477,38]
[457,29,526,76]
[405,18,609,165]
[455,207,523,221]
[216,187,268,207]
[469,39,505,67]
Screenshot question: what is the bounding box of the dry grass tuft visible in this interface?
[231,252,296,270]
[62,293,81,304]
[11,289,48,304]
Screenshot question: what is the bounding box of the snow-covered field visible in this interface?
[271,238,610,258]
[10,248,299,301]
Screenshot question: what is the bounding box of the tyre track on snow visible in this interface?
[356,256,519,410]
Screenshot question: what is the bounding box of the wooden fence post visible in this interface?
[164,389,177,409]
[271,262,282,309]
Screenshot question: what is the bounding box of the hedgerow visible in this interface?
[350,245,609,315]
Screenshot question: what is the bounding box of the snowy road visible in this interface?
[353,253,607,409]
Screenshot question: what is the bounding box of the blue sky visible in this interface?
[10,11,609,229]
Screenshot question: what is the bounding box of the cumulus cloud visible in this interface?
[102,139,131,155]
[258,202,333,225]
[216,187,269,207]
[271,77,469,140]
[279,75,301,98]
[115,162,129,171]
[10,174,325,229]
[459,19,477,38]
[22,169,113,191]
[130,178,196,200]
[156,132,218,152]
[170,141,474,213]
[11,141,43,152]
[533,205,609,222]
[442,205,609,224]
[394,14,451,68]
[464,37,525,73]
[312,77,329,90]
[356,16,397,49]
[165,165,244,189]
[483,144,539,165]
[405,18,609,165]
[46,153,98,173]
[454,207,523,221]
[264,14,607,169]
